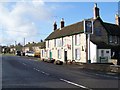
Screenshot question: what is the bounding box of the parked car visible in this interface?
[25,51,35,57]
[15,51,21,56]
[34,52,40,57]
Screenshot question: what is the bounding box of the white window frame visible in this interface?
[57,38,62,47]
[101,50,104,57]
[47,40,49,48]
[42,50,44,57]
[75,48,80,60]
[58,49,62,59]
[75,34,80,45]
[62,38,64,46]
[54,39,56,47]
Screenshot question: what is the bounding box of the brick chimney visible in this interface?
[93,3,100,19]
[115,14,120,25]
[53,21,57,31]
[60,18,65,29]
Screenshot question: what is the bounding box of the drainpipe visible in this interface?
[72,35,74,61]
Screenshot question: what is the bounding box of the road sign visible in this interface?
[84,20,93,34]
[83,19,94,63]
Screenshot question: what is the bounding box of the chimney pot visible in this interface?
[53,21,57,31]
[60,18,65,28]
[93,3,100,19]
[115,14,120,25]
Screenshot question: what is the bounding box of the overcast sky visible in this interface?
[0,0,119,46]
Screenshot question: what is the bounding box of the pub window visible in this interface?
[75,48,80,60]
[42,50,44,57]
[47,40,49,48]
[54,39,56,47]
[101,50,104,57]
[62,38,64,46]
[58,49,61,59]
[106,51,109,53]
[75,34,80,45]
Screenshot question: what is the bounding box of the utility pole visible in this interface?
[23,37,25,56]
[14,41,17,54]
[15,41,16,46]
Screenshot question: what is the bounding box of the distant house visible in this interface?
[41,3,120,63]
[15,43,23,52]
[0,45,2,53]
[23,42,35,52]
[2,46,10,54]
[9,45,16,54]
[23,41,45,58]
[32,42,45,53]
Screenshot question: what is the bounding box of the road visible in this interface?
[1,55,119,90]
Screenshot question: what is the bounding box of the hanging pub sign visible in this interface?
[84,20,93,34]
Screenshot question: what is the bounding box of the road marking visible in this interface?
[60,78,92,90]
[35,69,40,72]
[33,68,50,76]
[41,71,49,75]
[44,73,49,76]
[95,73,118,79]
[34,60,38,61]
[22,63,26,65]
[41,71,45,73]
[33,68,36,70]
[36,69,40,71]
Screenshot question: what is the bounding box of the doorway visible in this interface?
[49,51,52,59]
[64,51,67,62]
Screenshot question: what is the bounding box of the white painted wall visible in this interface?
[43,33,112,64]
[44,33,87,63]
[98,49,111,63]
[24,47,29,52]
[90,41,97,63]
[79,34,87,63]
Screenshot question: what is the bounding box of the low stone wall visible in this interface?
[81,64,120,73]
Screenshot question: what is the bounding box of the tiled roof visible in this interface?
[102,22,120,36]
[91,41,111,49]
[25,43,35,47]
[45,17,120,40]
[33,42,46,49]
[91,40,120,50]
[45,21,84,40]
[25,42,45,49]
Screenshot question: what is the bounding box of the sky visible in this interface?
[0,0,119,46]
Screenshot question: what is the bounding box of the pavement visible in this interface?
[1,55,120,90]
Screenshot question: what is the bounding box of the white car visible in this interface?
[25,51,35,57]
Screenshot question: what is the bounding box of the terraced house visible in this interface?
[41,3,120,64]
